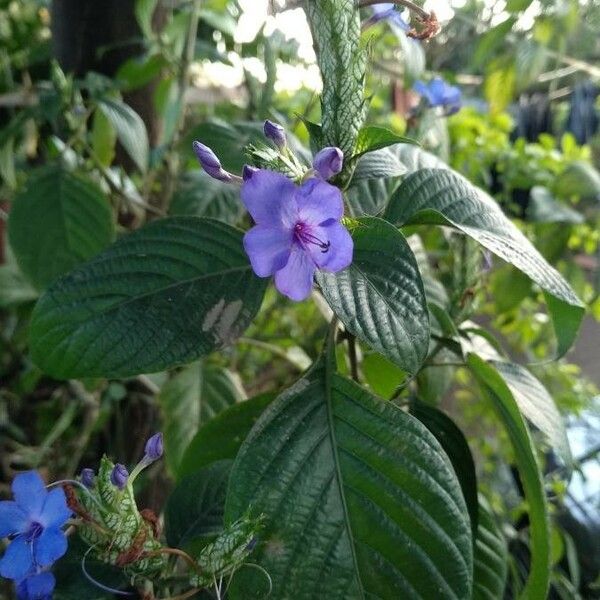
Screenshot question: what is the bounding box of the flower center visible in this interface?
[294,222,330,253]
[26,521,44,542]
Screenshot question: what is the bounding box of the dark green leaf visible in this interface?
[385,168,584,356]
[178,393,274,479]
[226,360,473,599]
[353,126,415,159]
[29,217,267,379]
[8,166,114,289]
[165,460,232,549]
[345,177,399,217]
[467,353,550,600]
[316,217,430,373]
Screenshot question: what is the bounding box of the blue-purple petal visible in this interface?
[12,472,46,519]
[0,535,33,580]
[17,572,56,600]
[39,488,71,529]
[274,248,316,301]
[0,501,28,538]
[34,526,67,567]
[241,170,297,227]
[310,222,353,272]
[243,226,292,277]
[296,179,344,226]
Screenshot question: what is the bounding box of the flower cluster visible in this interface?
[413,77,462,115]
[0,471,71,599]
[193,121,354,301]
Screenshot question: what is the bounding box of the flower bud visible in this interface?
[80,468,95,488]
[263,120,287,149]
[313,147,344,180]
[144,432,163,461]
[110,463,129,490]
[242,165,259,181]
[192,141,233,182]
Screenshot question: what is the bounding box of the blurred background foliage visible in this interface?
[0,0,599,598]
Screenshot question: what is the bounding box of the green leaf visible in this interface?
[473,18,516,69]
[91,108,117,167]
[554,161,600,201]
[135,0,158,38]
[316,217,430,373]
[225,360,473,599]
[362,353,405,398]
[0,264,38,307]
[392,142,448,174]
[29,217,267,379]
[484,60,516,114]
[490,360,571,463]
[98,98,149,173]
[165,460,232,550]
[170,171,244,224]
[159,362,244,475]
[411,401,478,533]
[385,168,584,356]
[345,177,400,217]
[528,187,583,224]
[473,497,508,600]
[467,354,550,600]
[353,126,415,159]
[305,0,367,158]
[8,166,114,289]
[178,393,274,479]
[351,148,408,181]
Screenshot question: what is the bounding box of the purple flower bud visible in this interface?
[243,165,259,181]
[193,141,232,182]
[144,432,163,461]
[80,468,95,488]
[313,147,344,180]
[263,120,287,149]
[110,463,129,490]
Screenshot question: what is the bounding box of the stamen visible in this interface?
[294,223,330,253]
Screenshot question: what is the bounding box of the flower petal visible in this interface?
[296,179,344,225]
[0,501,28,538]
[241,170,297,226]
[274,247,316,301]
[12,472,47,518]
[243,226,292,277]
[34,526,67,567]
[39,488,71,529]
[309,222,354,272]
[17,572,56,600]
[0,536,33,580]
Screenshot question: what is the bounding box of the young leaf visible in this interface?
[385,168,584,356]
[159,362,244,475]
[353,126,415,159]
[8,166,114,289]
[225,361,473,598]
[98,98,149,173]
[29,217,267,379]
[316,217,430,373]
[467,353,550,600]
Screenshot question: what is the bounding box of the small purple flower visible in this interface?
[110,464,128,490]
[313,147,344,180]
[243,165,259,181]
[0,471,71,581]
[413,77,462,115]
[242,170,353,301]
[16,571,55,600]
[263,120,287,149]
[144,433,163,461]
[79,468,95,489]
[366,3,409,31]
[192,141,233,182]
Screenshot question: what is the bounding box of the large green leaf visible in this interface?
[8,166,114,289]
[473,497,508,600]
[385,168,584,356]
[98,98,149,173]
[316,217,429,373]
[29,217,267,379]
[225,359,473,599]
[159,362,244,475]
[491,360,571,463]
[467,354,550,600]
[178,393,274,479]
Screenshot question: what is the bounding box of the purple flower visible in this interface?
[243,165,259,181]
[242,170,353,301]
[413,77,462,115]
[79,468,95,489]
[0,471,71,581]
[263,120,287,149]
[313,147,344,180]
[110,464,129,490]
[144,433,163,461]
[366,3,409,31]
[16,571,55,600]
[192,141,233,182]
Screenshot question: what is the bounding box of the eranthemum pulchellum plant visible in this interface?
[5,0,591,598]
